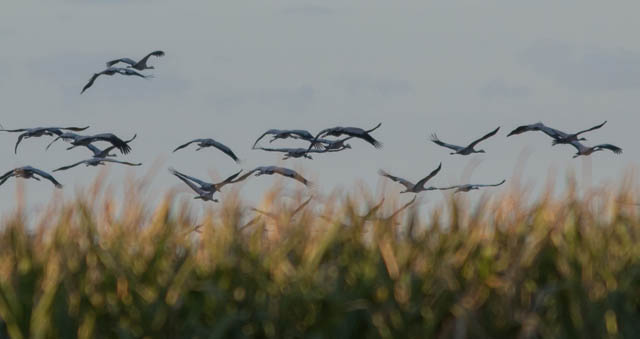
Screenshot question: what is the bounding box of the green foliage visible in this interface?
[0,182,639,338]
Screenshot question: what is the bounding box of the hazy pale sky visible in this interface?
[1,1,639,216]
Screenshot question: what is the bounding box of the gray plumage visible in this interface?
[232,166,311,186]
[81,67,152,94]
[252,129,316,148]
[82,134,137,158]
[47,132,134,155]
[53,158,141,172]
[253,146,348,160]
[169,168,242,202]
[379,163,442,193]
[173,138,240,163]
[106,50,165,70]
[308,123,382,152]
[568,141,622,158]
[431,127,500,155]
[0,126,89,154]
[0,166,62,188]
[507,121,607,146]
[439,179,506,193]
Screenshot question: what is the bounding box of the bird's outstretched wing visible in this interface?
[0,169,16,183]
[378,170,414,190]
[30,168,63,188]
[255,146,286,153]
[415,162,443,190]
[508,122,568,139]
[102,159,142,167]
[252,129,281,148]
[306,128,334,153]
[137,50,165,67]
[594,144,623,154]
[14,133,26,154]
[575,121,607,136]
[81,73,101,94]
[274,167,311,186]
[467,127,500,149]
[430,134,463,152]
[118,68,151,79]
[475,180,506,188]
[84,143,103,156]
[173,139,199,152]
[218,170,243,186]
[0,175,12,187]
[92,134,136,157]
[366,122,382,133]
[61,126,90,132]
[435,185,461,191]
[209,140,240,163]
[288,130,315,140]
[45,135,65,150]
[0,128,28,132]
[169,168,210,188]
[507,123,540,137]
[106,57,137,68]
[341,127,382,148]
[52,160,89,172]
[568,140,587,153]
[90,134,132,154]
[230,168,260,184]
[171,169,205,195]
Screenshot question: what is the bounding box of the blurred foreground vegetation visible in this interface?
[0,179,640,339]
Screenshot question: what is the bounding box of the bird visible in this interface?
[567,141,622,158]
[173,138,240,163]
[82,135,137,158]
[169,168,242,202]
[0,126,90,154]
[378,163,442,193]
[53,157,141,172]
[252,129,317,148]
[307,123,383,152]
[232,166,311,186]
[551,121,607,146]
[430,127,500,155]
[81,67,152,94]
[253,146,348,160]
[314,137,354,151]
[438,179,506,193]
[507,121,607,146]
[0,166,62,188]
[106,50,165,71]
[47,133,134,155]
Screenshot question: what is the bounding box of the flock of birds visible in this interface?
[0,50,624,206]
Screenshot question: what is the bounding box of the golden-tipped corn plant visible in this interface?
[0,177,639,339]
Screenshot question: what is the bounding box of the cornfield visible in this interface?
[0,175,639,339]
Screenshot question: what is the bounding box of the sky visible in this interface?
[1,1,639,217]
